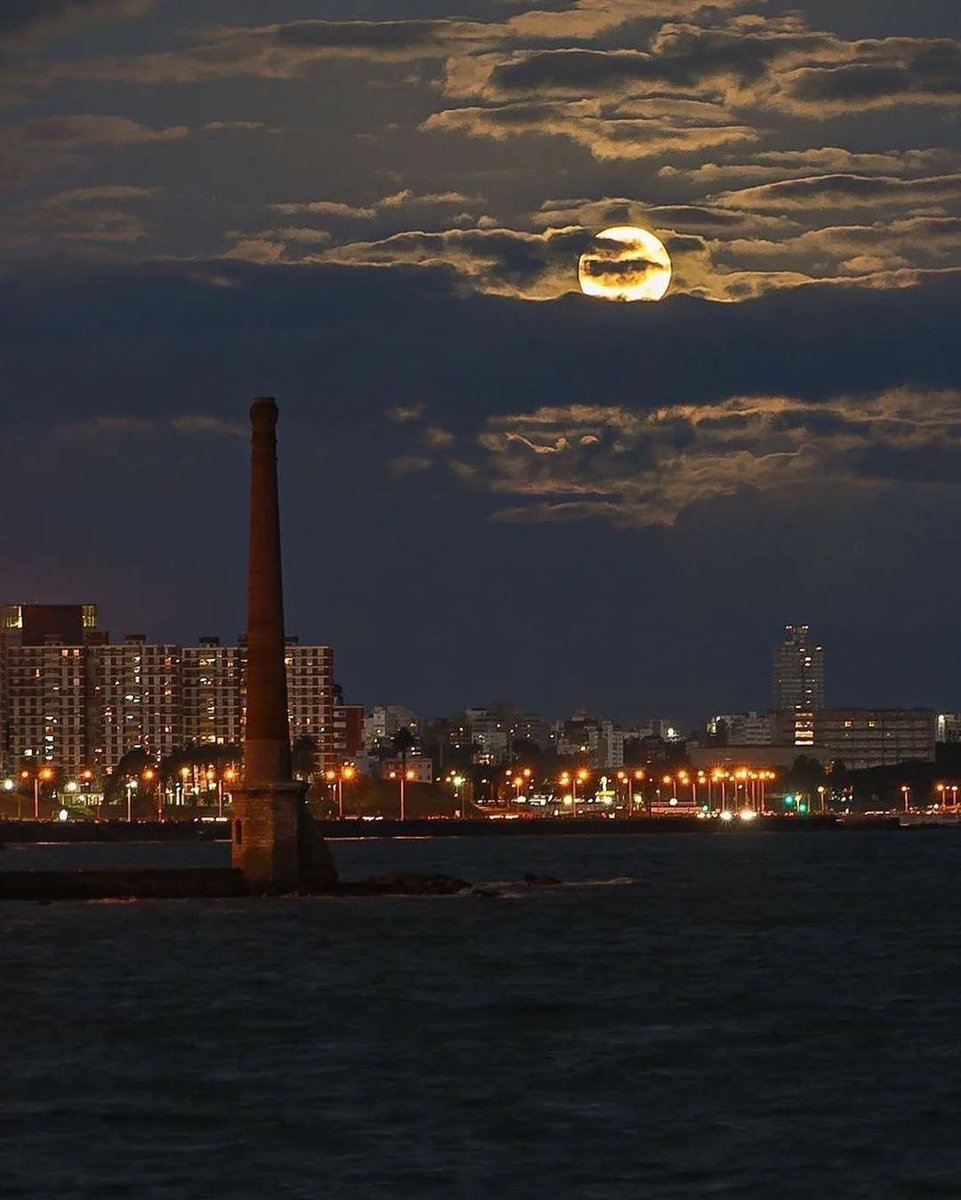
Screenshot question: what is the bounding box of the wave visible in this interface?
[473,875,636,895]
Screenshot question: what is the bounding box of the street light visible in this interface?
[760,770,775,813]
[632,769,645,816]
[575,769,588,812]
[2,777,14,819]
[558,771,571,814]
[451,773,464,818]
[713,769,729,812]
[900,784,911,813]
[221,767,237,818]
[335,764,355,819]
[143,767,160,821]
[399,766,415,821]
[22,765,56,820]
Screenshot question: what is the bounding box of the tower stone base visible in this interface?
[232,783,338,893]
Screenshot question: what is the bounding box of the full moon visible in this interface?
[578,226,672,301]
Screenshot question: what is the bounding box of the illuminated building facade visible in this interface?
[707,712,775,745]
[96,636,183,774]
[333,702,364,763]
[1,603,336,781]
[0,604,100,777]
[284,639,335,772]
[182,637,243,746]
[382,755,433,783]
[811,708,936,768]
[937,713,961,743]
[773,624,824,747]
[4,643,91,777]
[554,715,625,769]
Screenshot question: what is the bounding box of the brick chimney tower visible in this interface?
[231,397,336,891]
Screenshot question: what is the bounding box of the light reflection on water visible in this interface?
[2,831,961,1198]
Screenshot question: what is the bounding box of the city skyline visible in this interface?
[2,1,960,726]
[1,604,948,776]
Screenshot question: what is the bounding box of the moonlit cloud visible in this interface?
[4,183,157,248]
[458,390,961,527]
[659,148,957,188]
[0,114,189,183]
[711,173,961,212]
[505,0,752,40]
[309,226,589,299]
[269,190,478,222]
[50,19,502,85]
[423,101,758,161]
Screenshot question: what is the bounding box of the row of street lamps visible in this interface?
[500,765,778,814]
[2,764,238,820]
[1,765,56,820]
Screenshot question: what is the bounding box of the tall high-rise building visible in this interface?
[182,637,243,746]
[0,604,101,777]
[773,624,824,747]
[284,639,335,770]
[1,603,337,781]
[1,603,98,648]
[96,635,183,774]
[773,624,824,712]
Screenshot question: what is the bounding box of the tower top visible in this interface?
[250,396,278,423]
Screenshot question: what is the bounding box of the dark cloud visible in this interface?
[0,0,152,50]
[307,225,590,298]
[14,114,188,145]
[784,38,961,114]
[49,18,501,84]
[483,26,835,98]
[423,100,758,161]
[712,172,961,212]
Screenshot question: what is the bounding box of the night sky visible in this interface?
[2,0,960,727]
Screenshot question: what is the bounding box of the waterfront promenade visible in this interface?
[0,813,905,846]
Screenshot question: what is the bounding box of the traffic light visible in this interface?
[784,795,795,808]
[798,801,808,814]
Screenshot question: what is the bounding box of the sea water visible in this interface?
[2,830,961,1198]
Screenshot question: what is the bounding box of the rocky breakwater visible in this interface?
[0,869,562,901]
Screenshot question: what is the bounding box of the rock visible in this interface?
[342,872,471,896]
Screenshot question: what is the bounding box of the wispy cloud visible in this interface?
[53,414,245,439]
[0,0,154,51]
[444,390,961,527]
[0,114,189,185]
[4,183,158,247]
[711,173,961,213]
[307,225,589,300]
[48,19,501,85]
[423,100,758,162]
